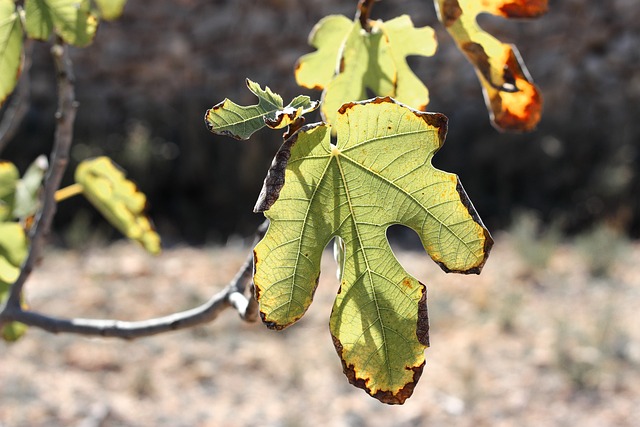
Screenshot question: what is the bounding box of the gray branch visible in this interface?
[0,221,268,339]
[3,249,257,339]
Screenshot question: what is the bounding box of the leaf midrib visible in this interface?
[334,153,394,383]
[279,146,333,319]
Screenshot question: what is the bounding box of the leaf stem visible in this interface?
[356,0,377,32]
[55,183,83,202]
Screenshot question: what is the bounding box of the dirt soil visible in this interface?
[1,234,639,427]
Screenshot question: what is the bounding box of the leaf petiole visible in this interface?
[54,183,83,202]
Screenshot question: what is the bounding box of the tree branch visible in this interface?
[3,249,256,338]
[0,221,268,338]
[5,40,77,309]
[356,0,377,32]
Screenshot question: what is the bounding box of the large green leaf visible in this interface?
[295,15,437,125]
[25,0,98,47]
[253,97,492,403]
[205,79,319,140]
[75,157,161,254]
[434,0,546,131]
[0,0,23,106]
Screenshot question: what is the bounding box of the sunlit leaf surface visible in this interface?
[254,98,492,403]
[295,15,437,125]
[25,0,98,47]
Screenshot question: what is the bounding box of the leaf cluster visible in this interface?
[203,0,548,403]
[0,0,127,106]
[0,156,46,340]
[294,0,546,131]
[0,0,549,407]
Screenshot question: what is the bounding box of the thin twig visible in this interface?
[0,40,33,154]
[5,40,77,309]
[0,220,268,338]
[356,0,377,32]
[4,250,256,339]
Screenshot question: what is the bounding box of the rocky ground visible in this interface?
[1,233,639,426]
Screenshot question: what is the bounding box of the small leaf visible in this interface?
[205,79,319,140]
[0,222,28,283]
[0,222,29,342]
[1,320,28,342]
[254,98,492,403]
[435,0,546,131]
[373,16,437,111]
[0,0,24,106]
[93,0,127,21]
[25,0,98,47]
[295,14,437,125]
[295,15,353,90]
[319,19,391,126]
[0,161,19,221]
[75,157,161,254]
[13,155,48,219]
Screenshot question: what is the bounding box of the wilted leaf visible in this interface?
[0,0,23,106]
[0,161,19,221]
[75,157,161,254]
[253,98,492,403]
[13,155,48,219]
[435,0,546,131]
[25,0,98,47]
[0,221,29,342]
[93,0,127,20]
[205,79,319,140]
[295,14,437,125]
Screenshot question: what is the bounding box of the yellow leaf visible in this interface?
[75,157,161,254]
[435,0,546,131]
[295,14,437,125]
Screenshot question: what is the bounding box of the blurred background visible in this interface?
[1,0,639,245]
